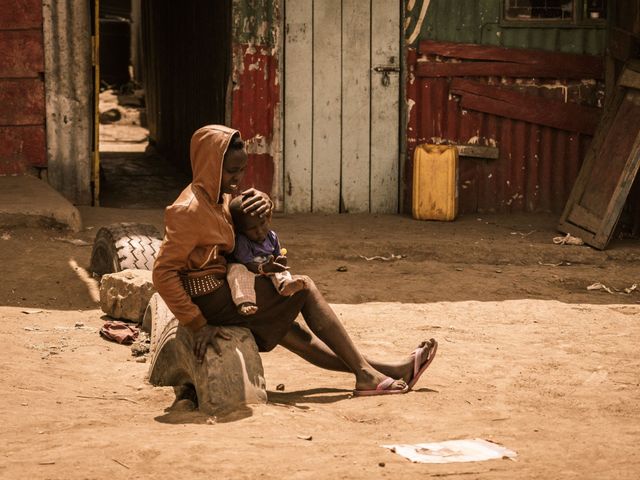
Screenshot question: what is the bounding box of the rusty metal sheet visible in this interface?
[406,48,599,214]
[0,126,46,174]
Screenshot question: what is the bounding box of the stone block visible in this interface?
[147,293,266,416]
[100,268,156,322]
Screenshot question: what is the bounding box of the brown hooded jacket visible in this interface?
[152,125,238,332]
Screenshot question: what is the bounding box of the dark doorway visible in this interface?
[98,0,232,208]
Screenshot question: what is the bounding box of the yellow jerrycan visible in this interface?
[412,144,458,221]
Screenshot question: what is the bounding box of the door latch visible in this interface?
[373,65,400,87]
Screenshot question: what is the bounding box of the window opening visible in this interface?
[503,0,607,23]
[504,0,575,21]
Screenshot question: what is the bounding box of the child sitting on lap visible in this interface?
[227,194,306,315]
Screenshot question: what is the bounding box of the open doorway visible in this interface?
[96,0,231,208]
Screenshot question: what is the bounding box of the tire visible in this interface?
[89,222,162,276]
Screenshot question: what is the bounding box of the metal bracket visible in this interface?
[373,65,400,86]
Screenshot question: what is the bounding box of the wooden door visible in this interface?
[284,0,400,213]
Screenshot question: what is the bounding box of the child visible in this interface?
[227,194,306,315]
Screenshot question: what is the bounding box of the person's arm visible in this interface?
[234,235,287,275]
[271,232,288,266]
[152,205,208,332]
[153,206,231,361]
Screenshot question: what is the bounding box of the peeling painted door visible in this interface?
[284,0,400,213]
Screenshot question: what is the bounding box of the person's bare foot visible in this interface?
[237,302,258,316]
[279,278,306,296]
[354,369,407,394]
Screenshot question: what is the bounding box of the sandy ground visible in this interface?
[1,209,639,479]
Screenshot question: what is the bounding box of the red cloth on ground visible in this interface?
[100,320,139,345]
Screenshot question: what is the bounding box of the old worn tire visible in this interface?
[89,222,162,276]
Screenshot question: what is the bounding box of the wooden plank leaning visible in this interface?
[558,63,640,249]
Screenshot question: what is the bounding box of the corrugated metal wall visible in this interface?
[407,58,594,213]
[141,0,231,171]
[404,0,607,214]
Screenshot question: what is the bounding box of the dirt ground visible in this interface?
[1,208,639,479]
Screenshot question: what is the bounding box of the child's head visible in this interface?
[229,194,271,243]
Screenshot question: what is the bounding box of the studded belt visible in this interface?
[180,271,225,298]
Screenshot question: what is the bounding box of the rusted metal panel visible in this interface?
[0,0,42,29]
[0,0,47,177]
[0,30,44,77]
[406,47,600,214]
[0,79,45,126]
[0,126,46,174]
[230,0,281,200]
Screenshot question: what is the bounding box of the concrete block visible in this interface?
[0,174,81,231]
[147,293,267,416]
[100,269,156,322]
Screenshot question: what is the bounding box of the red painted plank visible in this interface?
[0,30,44,77]
[450,79,601,135]
[0,78,44,125]
[231,43,279,197]
[418,40,604,76]
[458,92,594,135]
[239,153,274,197]
[0,125,46,174]
[0,0,42,29]
[416,61,603,80]
[231,44,279,140]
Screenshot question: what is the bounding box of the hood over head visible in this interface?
[190,124,240,202]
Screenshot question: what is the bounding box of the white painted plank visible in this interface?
[341,0,371,213]
[312,0,342,213]
[284,0,313,213]
[370,0,400,213]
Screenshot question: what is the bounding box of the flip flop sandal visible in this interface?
[352,377,409,397]
[407,339,438,390]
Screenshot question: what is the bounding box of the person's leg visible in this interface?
[272,271,306,297]
[292,277,409,391]
[280,321,435,384]
[227,263,258,315]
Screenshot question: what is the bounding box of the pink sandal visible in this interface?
[407,339,438,390]
[353,377,409,397]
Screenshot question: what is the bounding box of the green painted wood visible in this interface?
[405,0,606,55]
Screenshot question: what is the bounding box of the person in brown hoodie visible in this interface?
[152,125,437,396]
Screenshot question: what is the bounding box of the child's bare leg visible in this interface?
[280,322,435,384]
[273,271,306,297]
[296,277,406,391]
[227,263,258,315]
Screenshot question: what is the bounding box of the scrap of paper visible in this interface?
[382,438,517,464]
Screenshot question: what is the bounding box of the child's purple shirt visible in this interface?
[232,230,281,264]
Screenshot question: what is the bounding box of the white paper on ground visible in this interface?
[382,438,517,464]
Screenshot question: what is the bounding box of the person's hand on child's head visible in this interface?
[240,188,273,218]
[262,255,289,273]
